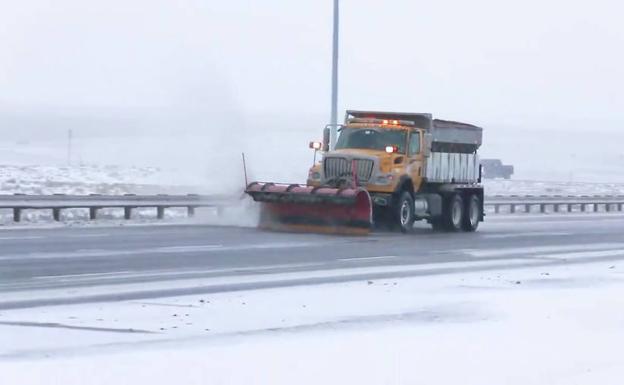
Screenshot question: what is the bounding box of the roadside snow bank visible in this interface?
[2,261,624,384]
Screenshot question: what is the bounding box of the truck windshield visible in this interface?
[335,128,407,153]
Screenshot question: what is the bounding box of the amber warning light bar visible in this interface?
[347,117,415,126]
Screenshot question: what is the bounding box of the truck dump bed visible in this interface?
[345,110,482,184]
[345,110,482,152]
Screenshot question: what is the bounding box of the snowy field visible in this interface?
[0,164,199,196]
[485,179,624,196]
[0,123,623,225]
[0,164,622,225]
[0,164,623,199]
[2,259,623,384]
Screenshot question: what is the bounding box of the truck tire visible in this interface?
[443,194,464,232]
[462,194,480,232]
[393,191,415,233]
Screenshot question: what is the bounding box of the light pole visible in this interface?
[67,129,73,166]
[329,0,339,150]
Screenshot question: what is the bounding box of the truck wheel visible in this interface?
[443,194,464,232]
[462,194,480,232]
[393,191,415,233]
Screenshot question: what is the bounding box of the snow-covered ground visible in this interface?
[0,164,622,199]
[2,259,624,384]
[0,164,200,195]
[484,179,624,196]
[0,163,622,225]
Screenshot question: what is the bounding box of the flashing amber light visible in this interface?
[385,145,398,153]
[392,120,399,125]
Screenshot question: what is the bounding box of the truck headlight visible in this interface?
[308,171,321,181]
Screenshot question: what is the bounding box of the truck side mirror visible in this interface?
[423,133,432,157]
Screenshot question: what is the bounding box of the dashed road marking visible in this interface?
[338,256,398,262]
[482,232,572,239]
[463,243,624,258]
[0,236,46,241]
[539,249,624,261]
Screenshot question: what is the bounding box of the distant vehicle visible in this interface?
[481,159,514,179]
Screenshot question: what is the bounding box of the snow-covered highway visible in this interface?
[2,214,624,384]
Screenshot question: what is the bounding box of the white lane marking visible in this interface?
[464,243,624,258]
[154,245,224,252]
[0,236,46,241]
[63,233,111,239]
[540,249,624,260]
[24,262,330,284]
[33,271,134,280]
[338,256,398,262]
[0,241,324,261]
[3,258,546,302]
[482,232,572,239]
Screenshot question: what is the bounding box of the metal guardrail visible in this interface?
[486,194,624,202]
[485,200,624,214]
[0,194,239,222]
[0,194,622,222]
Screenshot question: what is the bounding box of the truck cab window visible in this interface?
[335,128,407,153]
[408,132,421,156]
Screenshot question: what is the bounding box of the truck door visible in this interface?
[407,130,424,192]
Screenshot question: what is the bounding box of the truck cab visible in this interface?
[307,118,425,197]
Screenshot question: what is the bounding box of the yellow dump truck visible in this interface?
[246,110,484,234]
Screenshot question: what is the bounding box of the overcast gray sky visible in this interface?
[1,0,623,131]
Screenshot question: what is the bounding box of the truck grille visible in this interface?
[323,157,374,183]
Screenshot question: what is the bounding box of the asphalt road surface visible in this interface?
[1,213,624,310]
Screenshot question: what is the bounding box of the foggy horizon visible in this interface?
[2,0,623,135]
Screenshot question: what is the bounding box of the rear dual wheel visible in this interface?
[431,193,480,232]
[462,194,480,232]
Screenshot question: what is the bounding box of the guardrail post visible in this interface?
[157,206,165,220]
[494,204,500,214]
[618,203,623,212]
[581,204,586,212]
[52,208,61,221]
[525,204,530,213]
[124,207,132,220]
[13,208,21,222]
[510,204,515,214]
[567,204,573,212]
[554,204,559,213]
[89,207,98,220]
[594,203,599,212]
[606,203,611,212]
[540,204,546,213]
[187,206,196,217]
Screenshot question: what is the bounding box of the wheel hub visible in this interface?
[400,201,410,226]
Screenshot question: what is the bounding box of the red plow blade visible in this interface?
[245,182,372,235]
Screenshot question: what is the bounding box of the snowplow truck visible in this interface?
[246,110,484,234]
